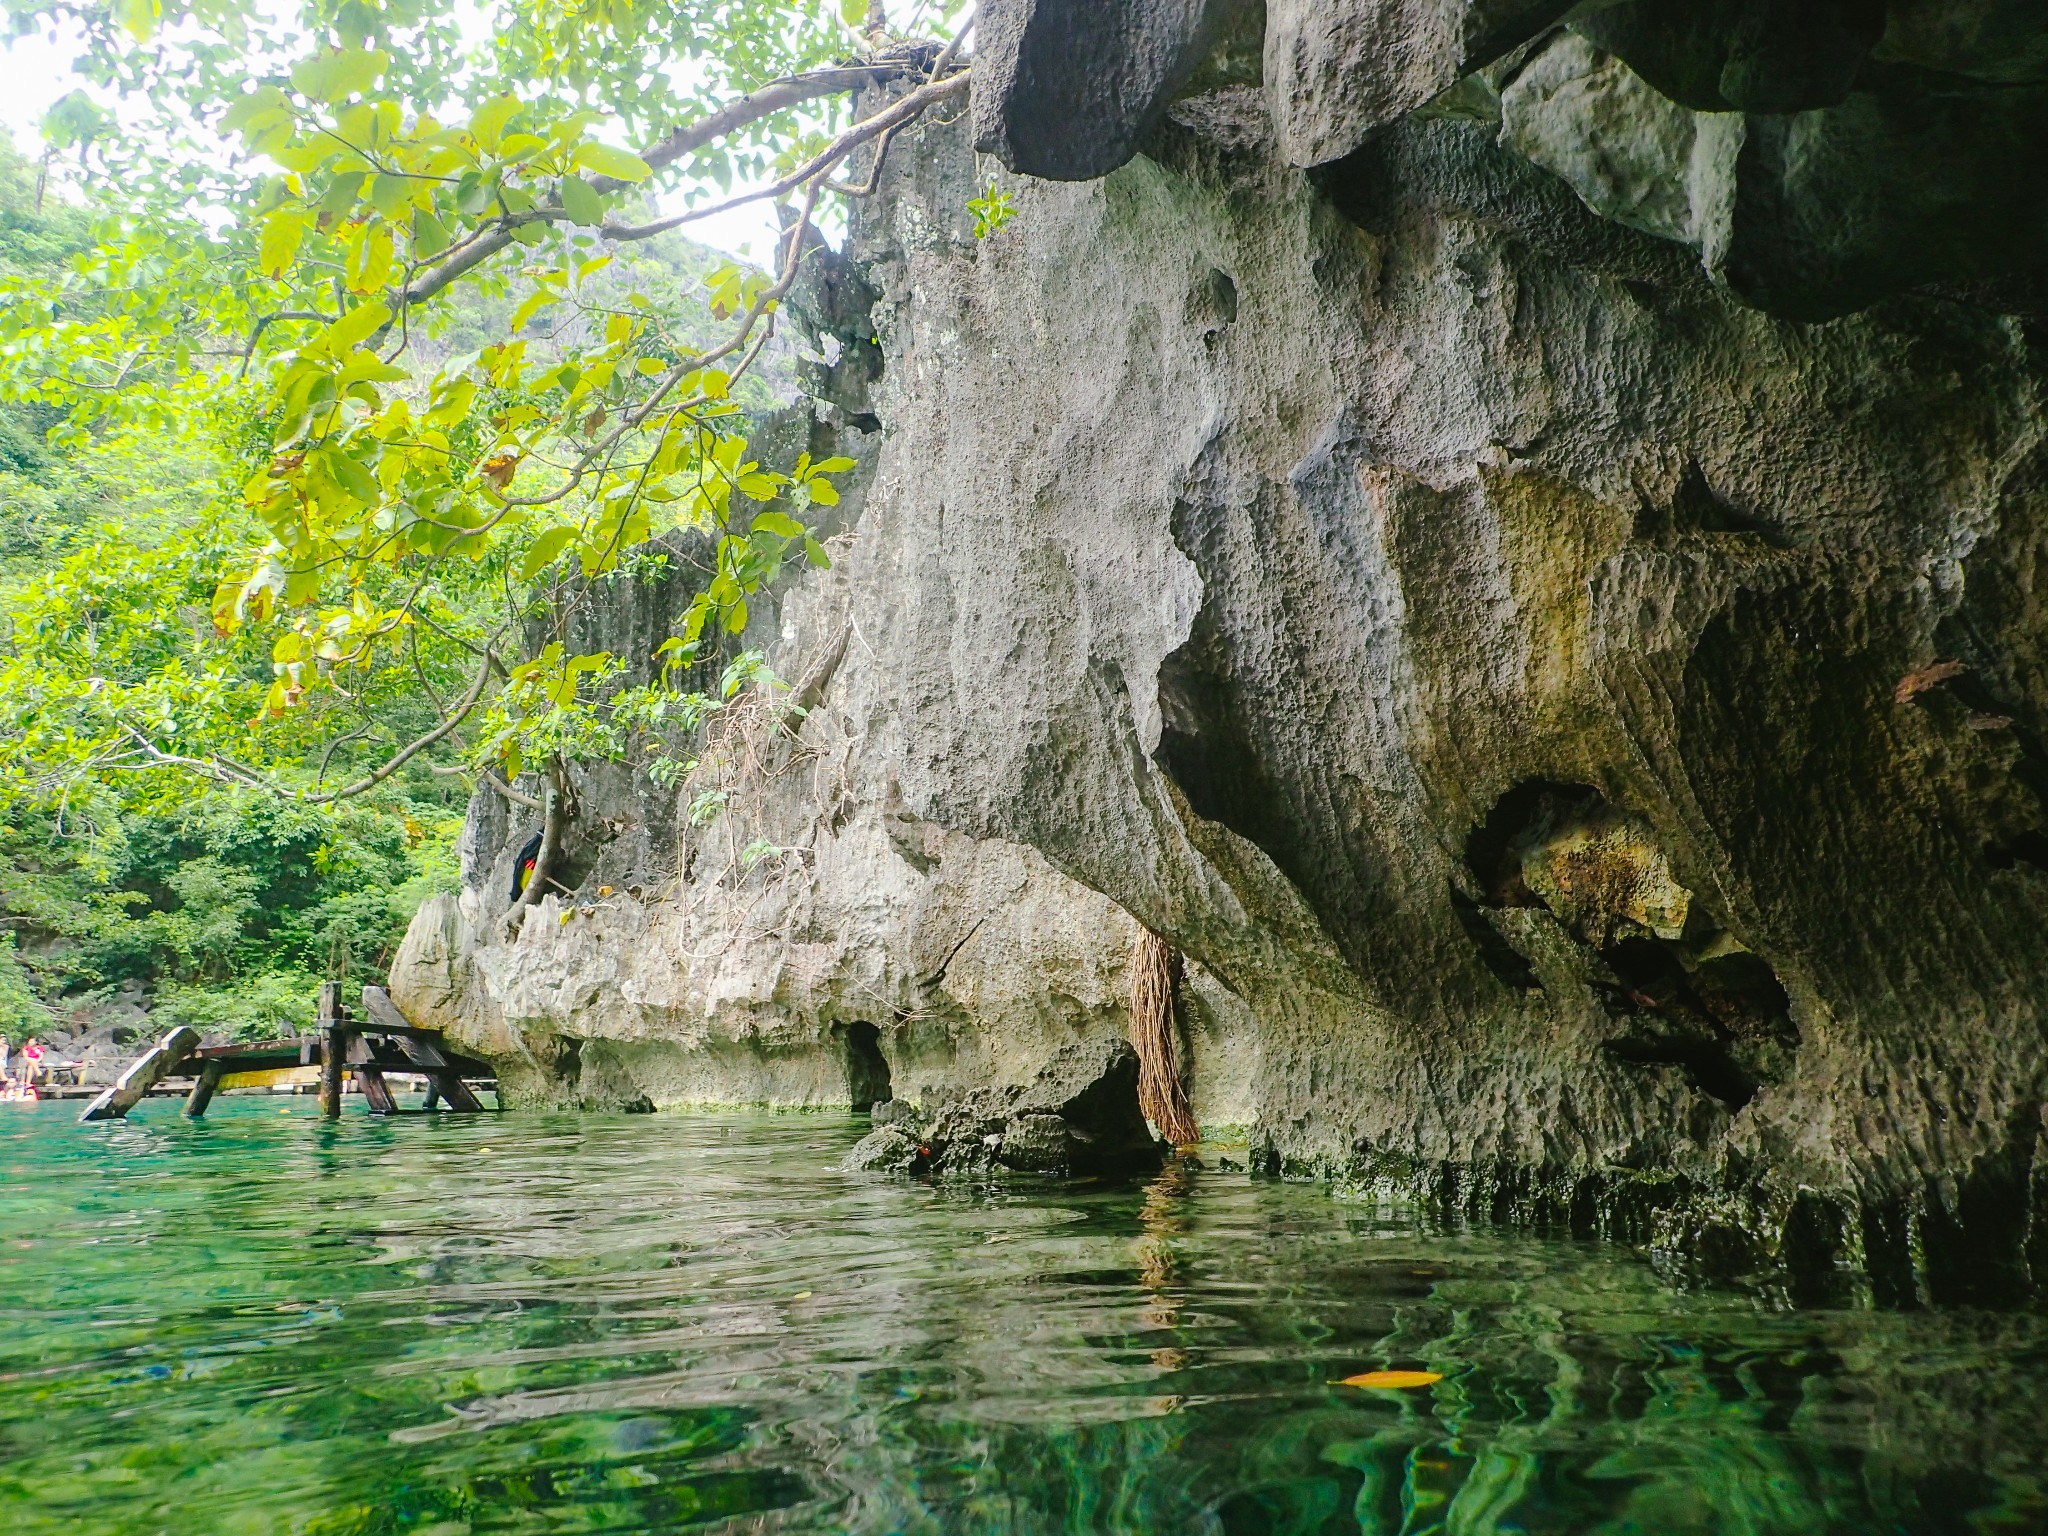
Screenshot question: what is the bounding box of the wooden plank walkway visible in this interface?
[78,984,496,1122]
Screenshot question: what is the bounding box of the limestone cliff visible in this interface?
[395,0,2048,1298]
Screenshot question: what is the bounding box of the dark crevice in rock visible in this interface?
[1921,1105,2043,1308]
[846,1038,1162,1178]
[1154,607,1300,881]
[1449,886,1542,993]
[1310,116,1710,294]
[1188,265,1238,344]
[838,1020,893,1113]
[1635,461,1792,547]
[1601,1020,1759,1112]
[1598,938,1795,1111]
[1572,0,1886,115]
[1985,832,2048,875]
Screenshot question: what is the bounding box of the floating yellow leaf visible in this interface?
[1339,1370,1443,1390]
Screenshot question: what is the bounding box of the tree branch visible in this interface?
[300,644,498,805]
[509,757,568,917]
[396,62,908,313]
[601,72,968,243]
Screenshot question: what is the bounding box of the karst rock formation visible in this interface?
[394,0,2048,1300]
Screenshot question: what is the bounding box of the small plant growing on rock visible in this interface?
[969,181,1016,239]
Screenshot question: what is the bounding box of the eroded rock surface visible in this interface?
[398,2,2048,1296]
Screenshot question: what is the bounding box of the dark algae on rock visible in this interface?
[396,0,2048,1299]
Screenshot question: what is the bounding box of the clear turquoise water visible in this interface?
[1,1100,2043,1535]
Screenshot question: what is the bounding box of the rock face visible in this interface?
[397,2,2048,1295]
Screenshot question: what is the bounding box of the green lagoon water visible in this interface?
[1,1101,2044,1535]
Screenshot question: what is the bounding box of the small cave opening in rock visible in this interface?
[1189,267,1237,343]
[838,1021,892,1113]
[1464,779,1606,905]
[1463,779,1797,1111]
[1599,939,1766,1110]
[555,1037,584,1091]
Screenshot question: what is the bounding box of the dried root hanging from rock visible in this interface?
[1130,927,1199,1147]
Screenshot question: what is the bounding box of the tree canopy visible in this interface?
[0,0,973,1033]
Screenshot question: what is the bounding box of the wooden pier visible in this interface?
[79,984,495,1122]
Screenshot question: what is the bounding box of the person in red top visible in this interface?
[19,1037,45,1087]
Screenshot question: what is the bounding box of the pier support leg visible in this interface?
[183,1060,226,1118]
[317,981,344,1119]
[345,1030,399,1114]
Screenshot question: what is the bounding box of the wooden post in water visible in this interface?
[183,1059,226,1118]
[316,981,344,1119]
[345,1030,398,1114]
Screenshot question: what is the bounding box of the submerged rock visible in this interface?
[843,1039,1163,1179]
[844,1124,924,1173]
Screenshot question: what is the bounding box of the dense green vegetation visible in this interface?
[0,140,462,1035]
[0,0,965,1041]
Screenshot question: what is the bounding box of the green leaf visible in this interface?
[290,47,390,106]
[412,209,451,258]
[509,287,561,332]
[751,510,804,538]
[558,175,606,228]
[803,535,831,569]
[519,526,578,579]
[573,142,652,183]
[319,302,392,353]
[221,86,291,135]
[368,173,413,219]
[344,220,396,293]
[321,448,380,505]
[257,210,306,278]
[337,350,409,384]
[455,170,492,216]
[315,170,367,218]
[469,96,521,153]
[114,0,158,44]
[424,375,476,428]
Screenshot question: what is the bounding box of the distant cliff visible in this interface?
[397,0,2048,1300]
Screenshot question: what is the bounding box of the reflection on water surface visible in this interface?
[0,1104,2042,1534]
